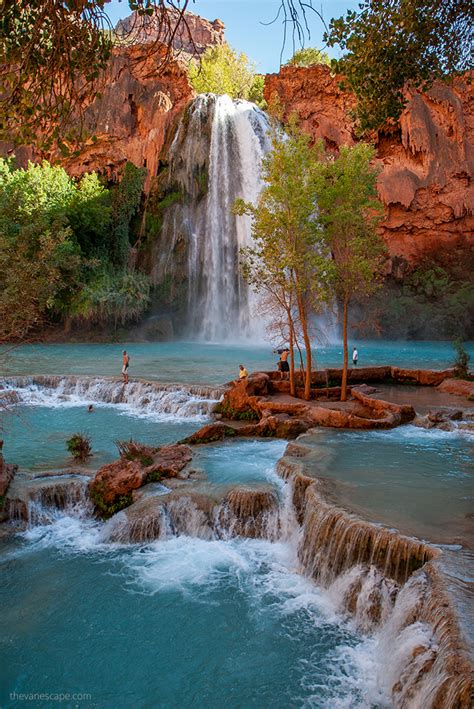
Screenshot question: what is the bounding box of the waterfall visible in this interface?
[156,94,271,342]
[1,375,223,420]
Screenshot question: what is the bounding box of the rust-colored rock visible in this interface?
[90,459,145,510]
[116,8,225,56]
[437,378,474,398]
[144,443,192,478]
[181,422,238,444]
[3,44,194,189]
[89,443,192,514]
[264,65,474,273]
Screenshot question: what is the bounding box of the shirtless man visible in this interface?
[122,350,130,384]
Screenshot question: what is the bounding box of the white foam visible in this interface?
[2,376,218,422]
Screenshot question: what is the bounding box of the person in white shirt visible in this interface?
[352,347,358,366]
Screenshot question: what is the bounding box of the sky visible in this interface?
[106,0,359,73]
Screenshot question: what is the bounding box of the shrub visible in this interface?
[452,340,471,379]
[66,433,92,460]
[115,439,155,467]
[286,48,331,68]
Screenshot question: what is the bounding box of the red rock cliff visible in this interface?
[264,65,474,274]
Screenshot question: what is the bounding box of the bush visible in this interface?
[66,433,92,460]
[115,439,154,467]
[286,48,331,68]
[452,340,471,379]
[70,267,151,327]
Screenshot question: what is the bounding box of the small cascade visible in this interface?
[101,497,167,543]
[154,93,271,341]
[214,487,280,540]
[5,474,91,525]
[1,375,223,420]
[299,484,436,587]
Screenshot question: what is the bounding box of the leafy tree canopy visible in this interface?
[188,43,266,107]
[286,47,331,68]
[0,158,149,340]
[326,0,473,131]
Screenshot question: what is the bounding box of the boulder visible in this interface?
[427,409,463,423]
[180,422,237,444]
[144,444,192,478]
[263,414,310,439]
[437,378,474,398]
[89,443,193,515]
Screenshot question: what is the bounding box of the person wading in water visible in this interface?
[122,350,130,384]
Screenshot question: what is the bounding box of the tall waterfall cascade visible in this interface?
[155,94,271,342]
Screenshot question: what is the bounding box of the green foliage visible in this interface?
[0,159,82,339]
[67,172,112,256]
[286,47,331,68]
[235,120,332,399]
[188,43,266,107]
[452,340,471,379]
[115,439,154,467]
[369,263,474,340]
[326,0,473,131]
[89,483,133,519]
[0,158,150,339]
[214,402,260,421]
[69,267,151,327]
[110,162,146,267]
[312,143,386,304]
[66,433,92,461]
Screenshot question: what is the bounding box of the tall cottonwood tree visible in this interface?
[235,124,331,401]
[313,143,386,401]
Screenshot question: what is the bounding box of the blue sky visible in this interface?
[106,0,359,73]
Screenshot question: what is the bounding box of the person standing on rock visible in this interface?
[122,350,130,384]
[352,347,358,367]
[239,364,248,379]
[275,348,290,379]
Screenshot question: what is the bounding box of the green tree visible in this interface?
[286,47,331,67]
[109,162,146,267]
[67,172,112,256]
[313,143,386,400]
[235,123,331,400]
[326,0,473,131]
[188,43,265,106]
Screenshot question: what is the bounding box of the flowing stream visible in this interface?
[0,353,473,707]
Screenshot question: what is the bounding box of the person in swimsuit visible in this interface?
[122,350,130,384]
[276,348,290,379]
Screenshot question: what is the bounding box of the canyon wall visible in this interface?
[264,65,474,276]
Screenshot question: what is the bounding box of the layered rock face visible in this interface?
[115,8,225,56]
[264,65,474,274]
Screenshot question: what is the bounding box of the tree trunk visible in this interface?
[297,293,312,401]
[341,295,349,402]
[289,321,296,397]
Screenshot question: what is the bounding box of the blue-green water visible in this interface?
[298,426,474,546]
[1,340,473,708]
[2,340,472,385]
[0,432,384,708]
[0,526,383,709]
[1,405,199,471]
